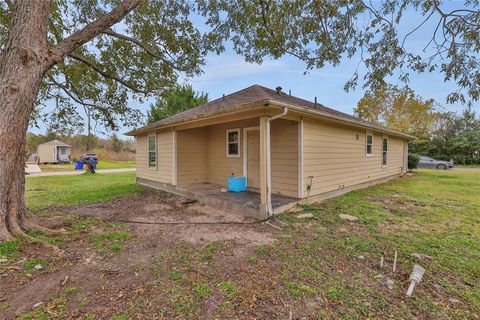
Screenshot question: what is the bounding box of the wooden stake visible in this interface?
[393,250,398,273]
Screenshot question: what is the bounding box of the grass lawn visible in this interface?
[26,172,142,211]
[2,170,478,318]
[38,160,136,172]
[455,164,480,168]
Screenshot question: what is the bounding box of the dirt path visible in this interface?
[27,168,136,177]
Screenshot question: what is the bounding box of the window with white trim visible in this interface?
[148,134,157,169]
[226,129,240,157]
[382,137,388,166]
[366,132,373,156]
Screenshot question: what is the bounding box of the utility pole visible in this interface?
[87,108,91,151]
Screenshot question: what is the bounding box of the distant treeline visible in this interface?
[409,109,480,165]
[27,132,135,161]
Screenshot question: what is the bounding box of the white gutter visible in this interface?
[266,107,288,215]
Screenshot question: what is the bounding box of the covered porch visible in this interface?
[144,112,302,219]
[137,181,298,219]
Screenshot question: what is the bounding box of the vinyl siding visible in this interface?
[207,118,258,185]
[135,117,299,198]
[303,119,405,195]
[270,119,298,197]
[136,130,174,183]
[205,118,298,197]
[177,127,208,185]
[37,145,55,163]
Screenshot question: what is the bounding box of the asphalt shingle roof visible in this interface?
[128,85,414,139]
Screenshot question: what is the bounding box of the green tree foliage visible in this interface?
[110,133,123,153]
[147,84,208,123]
[0,1,477,134]
[354,84,438,139]
[0,0,220,133]
[199,0,480,105]
[408,154,420,170]
[421,109,480,165]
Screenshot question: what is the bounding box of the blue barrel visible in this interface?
[228,176,247,192]
[75,161,84,170]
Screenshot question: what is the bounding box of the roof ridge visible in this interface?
[205,84,264,105]
[255,84,362,121]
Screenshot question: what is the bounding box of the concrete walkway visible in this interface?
[25,164,42,174]
[27,168,136,177]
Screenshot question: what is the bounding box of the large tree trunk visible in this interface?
[0,0,140,240]
[0,0,51,241]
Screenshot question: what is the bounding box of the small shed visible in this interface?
[37,140,71,164]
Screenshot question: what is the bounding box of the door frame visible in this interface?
[242,126,260,186]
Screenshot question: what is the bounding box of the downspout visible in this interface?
[266,107,288,216]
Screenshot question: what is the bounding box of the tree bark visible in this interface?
[0,0,51,241]
[0,0,141,240]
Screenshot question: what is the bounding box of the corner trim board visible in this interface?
[298,120,304,198]
[172,130,177,185]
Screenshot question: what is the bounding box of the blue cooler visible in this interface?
[228,176,247,192]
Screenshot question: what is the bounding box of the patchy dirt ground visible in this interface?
[0,190,279,319]
[1,182,478,319]
[65,192,275,248]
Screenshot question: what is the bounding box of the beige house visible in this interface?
[127,85,414,219]
[37,139,71,164]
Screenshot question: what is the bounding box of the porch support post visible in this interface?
[259,116,269,218]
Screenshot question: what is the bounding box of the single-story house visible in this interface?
[127,85,415,219]
[37,139,71,164]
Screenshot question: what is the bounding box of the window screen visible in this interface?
[226,129,240,157]
[148,135,156,169]
[382,137,388,166]
[366,133,373,156]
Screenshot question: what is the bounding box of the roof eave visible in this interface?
[125,99,271,136]
[267,99,417,141]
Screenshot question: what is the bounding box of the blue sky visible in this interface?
[30,2,471,139]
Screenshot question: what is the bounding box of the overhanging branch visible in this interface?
[46,76,117,128]
[54,0,141,58]
[46,77,96,109]
[68,53,149,94]
[101,29,185,71]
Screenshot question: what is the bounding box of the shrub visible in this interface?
[408,154,420,169]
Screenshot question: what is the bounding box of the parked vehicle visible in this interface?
[81,153,98,163]
[418,156,453,170]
